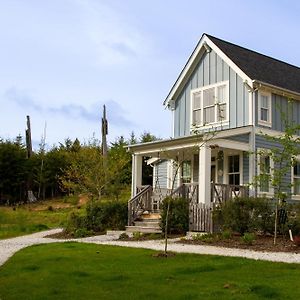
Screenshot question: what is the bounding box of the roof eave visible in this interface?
[253,80,300,99]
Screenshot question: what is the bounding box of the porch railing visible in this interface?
[170,183,198,203]
[211,183,249,204]
[128,185,152,225]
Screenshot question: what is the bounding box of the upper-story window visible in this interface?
[258,92,272,127]
[191,81,229,128]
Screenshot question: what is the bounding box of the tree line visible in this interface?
[0,132,157,205]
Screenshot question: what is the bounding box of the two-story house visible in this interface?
[126,33,300,232]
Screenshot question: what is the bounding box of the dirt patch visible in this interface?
[181,235,300,253]
[78,195,89,206]
[152,251,176,258]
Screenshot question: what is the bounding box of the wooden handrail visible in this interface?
[128,185,152,225]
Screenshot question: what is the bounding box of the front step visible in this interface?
[125,225,162,233]
[126,212,162,233]
[134,220,160,228]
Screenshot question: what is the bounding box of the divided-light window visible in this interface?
[192,82,228,127]
[258,92,271,126]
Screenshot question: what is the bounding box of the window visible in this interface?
[258,92,272,126]
[257,151,273,194]
[228,155,240,185]
[293,161,300,195]
[182,161,191,183]
[191,81,228,127]
[259,155,271,192]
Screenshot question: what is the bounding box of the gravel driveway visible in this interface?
[1,228,300,267]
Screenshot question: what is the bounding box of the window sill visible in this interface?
[258,191,274,198]
[191,121,229,131]
[258,120,272,128]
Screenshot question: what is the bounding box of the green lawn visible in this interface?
[1,243,300,299]
[0,198,84,239]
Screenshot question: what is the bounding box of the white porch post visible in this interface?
[131,154,143,197]
[198,145,211,205]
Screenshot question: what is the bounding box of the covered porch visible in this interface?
[127,130,253,232]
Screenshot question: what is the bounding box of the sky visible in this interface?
[1,0,300,149]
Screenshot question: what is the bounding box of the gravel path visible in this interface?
[1,229,300,267]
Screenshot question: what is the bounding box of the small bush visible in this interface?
[221,229,232,240]
[132,231,143,240]
[74,228,93,238]
[65,201,128,236]
[241,233,256,245]
[47,205,54,211]
[160,197,189,234]
[192,233,214,243]
[119,232,129,240]
[213,197,274,234]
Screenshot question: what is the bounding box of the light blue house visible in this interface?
[127,34,300,232]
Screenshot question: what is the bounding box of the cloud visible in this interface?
[4,87,134,128]
[73,0,149,65]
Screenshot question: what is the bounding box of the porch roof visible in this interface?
[127,126,252,156]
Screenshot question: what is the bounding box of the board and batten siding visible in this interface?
[174,50,250,138]
[256,93,300,134]
[255,135,291,195]
[153,160,169,189]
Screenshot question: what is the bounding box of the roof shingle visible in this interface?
[206,34,300,94]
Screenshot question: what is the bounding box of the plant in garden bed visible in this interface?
[160,197,189,235]
[241,233,256,245]
[213,196,274,235]
[64,200,128,237]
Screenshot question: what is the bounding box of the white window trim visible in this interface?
[257,149,274,196]
[258,91,272,127]
[190,80,229,130]
[292,156,300,200]
[223,151,243,186]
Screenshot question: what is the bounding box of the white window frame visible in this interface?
[190,81,229,129]
[223,150,243,186]
[257,149,274,196]
[292,156,300,200]
[258,91,272,127]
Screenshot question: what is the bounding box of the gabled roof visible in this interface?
[164,34,300,106]
[207,34,300,94]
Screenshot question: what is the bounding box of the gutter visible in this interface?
[252,80,300,99]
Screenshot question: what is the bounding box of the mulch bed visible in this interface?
[181,235,300,253]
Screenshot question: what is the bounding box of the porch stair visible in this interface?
[126,212,162,233]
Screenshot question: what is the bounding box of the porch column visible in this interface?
[131,154,143,197]
[198,145,211,205]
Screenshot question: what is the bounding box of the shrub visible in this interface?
[65,201,128,236]
[119,232,129,240]
[192,233,214,243]
[241,233,256,245]
[213,197,274,234]
[132,232,143,240]
[221,229,232,240]
[160,197,189,234]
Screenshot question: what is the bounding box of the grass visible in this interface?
[0,197,85,239]
[1,243,300,299]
